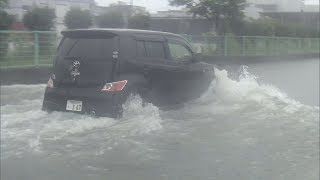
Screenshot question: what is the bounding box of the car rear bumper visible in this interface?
[42,87,123,117]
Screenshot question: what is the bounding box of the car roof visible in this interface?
[61,28,183,38]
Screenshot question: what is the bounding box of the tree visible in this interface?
[0,0,14,58]
[128,12,151,30]
[0,10,13,30]
[169,0,247,35]
[64,8,92,29]
[0,0,13,30]
[96,11,124,28]
[235,17,319,38]
[23,7,56,31]
[0,0,8,9]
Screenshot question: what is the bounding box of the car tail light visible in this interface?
[47,77,54,88]
[101,80,128,92]
[46,74,55,88]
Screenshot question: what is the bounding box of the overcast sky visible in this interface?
[96,0,319,13]
[305,0,320,4]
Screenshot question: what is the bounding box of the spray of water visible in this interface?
[0,86,162,159]
[190,66,319,115]
[1,66,318,159]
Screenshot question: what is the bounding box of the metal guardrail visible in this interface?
[0,31,319,69]
[0,31,58,69]
[183,35,320,57]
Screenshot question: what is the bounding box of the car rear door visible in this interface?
[54,32,119,88]
[166,37,213,101]
[131,35,184,105]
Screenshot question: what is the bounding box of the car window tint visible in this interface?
[58,38,77,56]
[136,40,147,57]
[60,38,114,58]
[168,42,192,61]
[145,41,165,58]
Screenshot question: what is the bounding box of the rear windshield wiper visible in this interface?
[66,39,79,56]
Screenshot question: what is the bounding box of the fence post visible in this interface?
[224,36,228,56]
[205,35,209,54]
[297,38,300,54]
[265,37,269,56]
[273,37,276,56]
[242,36,246,56]
[308,38,312,53]
[276,37,280,55]
[34,31,39,67]
[188,35,192,43]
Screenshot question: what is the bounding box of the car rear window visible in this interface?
[58,37,115,58]
[136,40,147,57]
[136,40,166,58]
[145,41,165,58]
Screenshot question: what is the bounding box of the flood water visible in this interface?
[1,58,319,180]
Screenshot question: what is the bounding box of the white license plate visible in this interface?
[66,100,82,112]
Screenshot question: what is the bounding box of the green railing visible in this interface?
[183,35,320,57]
[0,31,58,69]
[0,31,319,69]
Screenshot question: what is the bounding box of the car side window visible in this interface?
[168,42,193,62]
[136,40,147,57]
[145,41,165,58]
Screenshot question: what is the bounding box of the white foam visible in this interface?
[0,84,46,106]
[187,66,319,123]
[1,86,162,158]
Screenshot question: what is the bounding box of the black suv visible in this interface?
[42,29,214,117]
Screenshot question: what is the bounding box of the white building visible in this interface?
[151,9,193,18]
[246,0,304,12]
[302,4,320,12]
[6,0,95,32]
[92,2,147,28]
[245,0,319,19]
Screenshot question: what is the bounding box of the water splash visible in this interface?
[1,85,162,158]
[1,66,318,161]
[172,65,319,136]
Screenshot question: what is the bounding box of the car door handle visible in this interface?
[143,66,150,76]
[143,66,150,71]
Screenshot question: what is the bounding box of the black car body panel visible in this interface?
[42,29,214,117]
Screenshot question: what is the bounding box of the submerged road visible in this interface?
[1,58,319,180]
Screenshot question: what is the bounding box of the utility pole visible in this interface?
[130,0,134,16]
[125,0,134,29]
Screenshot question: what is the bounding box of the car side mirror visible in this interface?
[193,53,202,62]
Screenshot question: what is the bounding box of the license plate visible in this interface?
[66,100,82,112]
